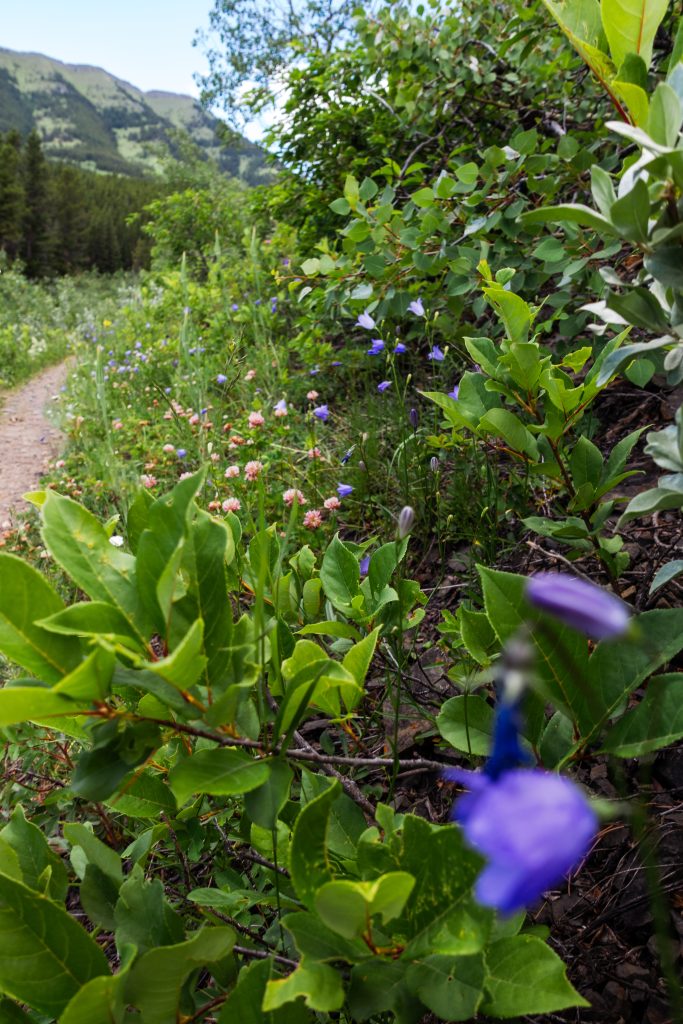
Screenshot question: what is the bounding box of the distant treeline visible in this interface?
[0,130,163,277]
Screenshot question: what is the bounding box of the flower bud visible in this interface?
[430,456,439,473]
[409,408,419,429]
[398,506,415,539]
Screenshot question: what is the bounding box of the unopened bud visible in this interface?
[409,408,419,429]
[430,456,439,473]
[358,460,367,473]
[398,505,415,539]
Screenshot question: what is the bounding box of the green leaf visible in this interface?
[406,953,486,1021]
[105,770,177,819]
[315,873,415,939]
[282,911,369,964]
[60,962,132,1024]
[0,873,109,1016]
[650,558,683,593]
[263,959,344,1013]
[601,0,669,68]
[619,485,683,525]
[0,553,81,683]
[183,510,234,690]
[142,618,207,691]
[479,409,539,459]
[289,778,340,909]
[298,620,361,640]
[1,805,68,900]
[610,178,650,243]
[39,601,146,652]
[482,935,588,1016]
[244,760,293,829]
[41,492,149,644]
[569,435,604,489]
[348,960,422,1022]
[320,534,361,612]
[52,645,116,701]
[595,336,673,386]
[0,686,83,730]
[602,673,683,756]
[520,203,617,234]
[63,822,123,886]
[169,748,272,805]
[125,927,235,1024]
[437,695,494,756]
[218,958,309,1024]
[114,872,183,956]
[341,627,380,708]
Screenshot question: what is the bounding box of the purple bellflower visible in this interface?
[408,297,425,317]
[394,342,407,354]
[216,374,228,385]
[313,405,329,422]
[356,311,376,330]
[446,698,597,915]
[428,346,445,362]
[377,380,392,392]
[337,483,354,497]
[359,555,370,576]
[448,384,460,400]
[367,339,385,356]
[273,398,288,415]
[526,573,630,640]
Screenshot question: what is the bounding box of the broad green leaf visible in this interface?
[595,336,673,387]
[520,203,617,233]
[320,534,361,612]
[436,695,494,756]
[182,509,234,690]
[244,760,293,829]
[602,673,683,756]
[406,953,486,1021]
[479,409,539,459]
[341,627,380,709]
[300,771,367,860]
[114,872,183,955]
[0,686,83,729]
[218,958,309,1024]
[263,959,344,1013]
[482,936,588,1016]
[0,874,109,1016]
[298,620,361,640]
[610,178,650,243]
[283,911,371,964]
[60,961,132,1024]
[142,619,207,691]
[650,558,683,593]
[105,771,177,819]
[39,601,146,653]
[315,873,415,939]
[348,959,422,1022]
[579,609,683,739]
[0,553,80,683]
[63,822,123,886]
[125,927,235,1024]
[601,0,669,68]
[1,805,68,900]
[169,748,272,805]
[289,778,340,908]
[52,645,116,701]
[619,485,683,525]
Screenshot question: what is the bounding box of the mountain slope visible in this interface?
[0,48,271,183]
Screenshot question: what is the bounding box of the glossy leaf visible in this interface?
[169,748,272,805]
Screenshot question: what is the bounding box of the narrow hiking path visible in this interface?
[0,361,68,523]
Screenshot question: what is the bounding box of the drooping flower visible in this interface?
[324,495,341,511]
[248,411,265,429]
[283,488,306,506]
[224,465,240,479]
[408,297,425,317]
[313,405,329,422]
[394,342,407,354]
[367,339,385,356]
[448,384,460,400]
[398,506,415,539]
[176,449,187,459]
[273,399,288,417]
[446,694,597,915]
[303,509,323,529]
[216,373,228,384]
[409,408,419,429]
[223,497,241,512]
[356,311,375,330]
[526,573,630,640]
[377,380,392,393]
[341,446,355,465]
[244,460,264,481]
[428,346,445,362]
[337,483,354,497]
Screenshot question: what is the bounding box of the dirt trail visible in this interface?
[0,361,69,524]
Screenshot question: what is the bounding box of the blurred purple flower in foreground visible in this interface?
[313,405,329,422]
[448,766,597,915]
[356,311,375,330]
[526,573,630,640]
[408,297,425,317]
[367,339,385,356]
[448,384,460,400]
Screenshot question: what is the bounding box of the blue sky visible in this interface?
[2,0,212,97]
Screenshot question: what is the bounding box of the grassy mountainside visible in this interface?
[0,48,271,183]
